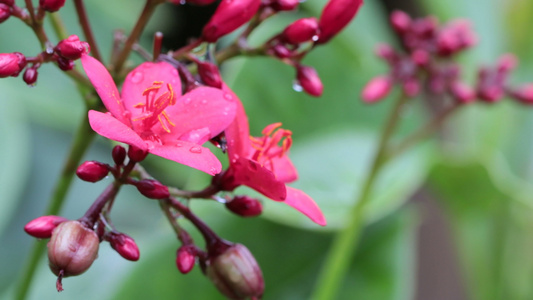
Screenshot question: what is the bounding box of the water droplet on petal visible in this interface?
[130,71,144,84]
[223,93,234,101]
[312,35,319,42]
[189,146,202,154]
[176,142,183,147]
[292,80,303,92]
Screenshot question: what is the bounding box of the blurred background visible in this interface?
[2,0,533,299]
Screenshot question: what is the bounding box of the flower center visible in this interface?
[132,81,176,133]
[250,122,292,171]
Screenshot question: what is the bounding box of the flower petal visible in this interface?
[231,157,286,201]
[284,187,326,226]
[88,110,147,151]
[148,141,222,175]
[223,85,251,160]
[269,154,298,183]
[81,55,127,123]
[121,61,182,113]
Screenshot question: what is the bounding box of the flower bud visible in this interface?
[128,145,148,162]
[76,161,109,182]
[112,145,127,166]
[0,3,11,23]
[0,0,15,6]
[478,85,503,103]
[23,67,38,85]
[269,0,299,11]
[316,0,363,44]
[296,65,323,97]
[24,215,69,239]
[402,78,420,97]
[361,76,392,103]
[282,17,319,45]
[375,43,396,61]
[225,196,262,217]
[176,245,196,274]
[197,61,222,88]
[510,83,533,104]
[39,0,66,12]
[0,52,25,78]
[450,81,475,104]
[390,10,411,34]
[108,232,140,261]
[55,35,90,60]
[47,221,100,277]
[56,56,75,71]
[270,44,292,58]
[202,0,261,43]
[206,244,264,299]
[497,53,517,74]
[135,179,170,199]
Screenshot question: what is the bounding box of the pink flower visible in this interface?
[81,55,237,175]
[218,86,326,226]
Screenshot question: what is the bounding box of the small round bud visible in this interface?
[127,145,148,162]
[361,76,392,103]
[282,17,319,45]
[402,78,420,97]
[206,244,264,299]
[450,81,475,104]
[497,53,518,74]
[375,43,396,61]
[316,0,363,44]
[55,35,90,60]
[176,245,196,274]
[225,196,262,217]
[112,145,127,166]
[0,0,15,6]
[56,56,75,71]
[510,83,533,104]
[108,232,140,261]
[23,67,38,85]
[76,161,109,182]
[202,0,261,43]
[135,179,170,199]
[47,221,100,277]
[197,61,223,89]
[0,3,11,23]
[269,0,299,11]
[390,10,411,33]
[39,0,66,12]
[270,44,292,59]
[0,52,25,78]
[24,215,69,239]
[296,65,323,97]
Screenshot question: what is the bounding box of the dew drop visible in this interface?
[176,142,183,147]
[189,146,202,154]
[223,93,234,101]
[292,80,303,92]
[130,71,144,83]
[311,35,319,42]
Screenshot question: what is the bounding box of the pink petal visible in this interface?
[81,55,127,123]
[155,86,237,141]
[223,84,251,160]
[284,187,326,226]
[269,154,298,183]
[88,110,147,151]
[121,61,182,113]
[231,157,286,201]
[148,141,222,175]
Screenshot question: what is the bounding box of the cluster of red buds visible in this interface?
[361,10,533,105]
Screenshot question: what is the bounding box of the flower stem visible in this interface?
[73,0,103,63]
[14,114,96,300]
[310,93,408,300]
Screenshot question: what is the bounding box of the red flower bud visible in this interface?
[497,53,517,74]
[112,145,127,166]
[176,245,196,274]
[0,3,11,23]
[206,243,264,299]
[109,232,140,261]
[225,196,262,217]
[47,221,100,277]
[0,0,14,6]
[510,83,533,104]
[450,81,475,104]
[128,145,148,162]
[24,215,69,239]
[270,44,292,58]
[197,61,222,88]
[402,78,420,97]
[202,0,261,43]
[0,52,25,78]
[478,85,503,103]
[56,56,75,71]
[136,179,170,199]
[390,10,411,34]
[76,161,109,182]
[411,49,429,66]
[282,17,319,45]
[23,67,38,85]
[39,0,66,12]
[375,43,396,61]
[296,65,323,97]
[361,76,392,103]
[55,35,90,60]
[269,0,299,11]
[316,0,363,44]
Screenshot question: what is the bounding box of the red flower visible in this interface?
[219,86,326,226]
[81,55,237,175]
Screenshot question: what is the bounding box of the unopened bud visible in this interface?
[112,145,127,166]
[375,43,396,61]
[402,78,420,97]
[108,232,140,261]
[411,49,429,66]
[128,145,148,162]
[76,161,109,182]
[390,10,411,33]
[23,67,38,85]
[56,56,74,71]
[269,0,299,11]
[361,76,392,103]
[24,215,69,239]
[202,0,261,43]
[316,0,363,44]
[197,61,222,88]
[450,81,475,104]
[282,17,319,45]
[47,221,99,277]
[0,52,25,78]
[0,0,15,6]
[270,44,292,58]
[510,83,533,104]
[296,65,323,97]
[0,3,11,23]
[55,35,90,60]
[478,85,503,103]
[39,0,66,12]
[497,53,517,73]
[136,179,170,199]
[225,196,262,217]
[206,244,264,299]
[176,245,196,274]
